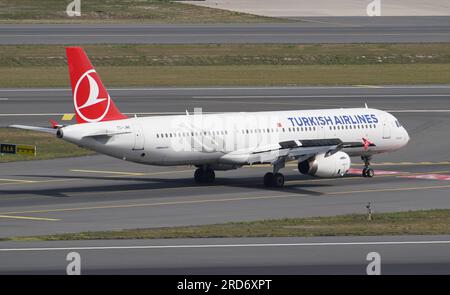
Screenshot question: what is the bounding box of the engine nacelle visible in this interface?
[298,151,351,178]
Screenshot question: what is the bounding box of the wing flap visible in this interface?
[221,138,344,165]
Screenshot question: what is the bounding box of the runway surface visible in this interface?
[1,17,450,44]
[0,85,449,274]
[0,85,449,237]
[2,236,450,274]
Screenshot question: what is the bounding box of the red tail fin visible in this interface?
[66,47,127,123]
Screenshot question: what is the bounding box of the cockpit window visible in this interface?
[395,120,402,127]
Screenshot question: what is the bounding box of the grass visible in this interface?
[2,64,450,88]
[4,209,450,242]
[0,127,94,162]
[1,43,450,67]
[0,0,276,24]
[1,43,450,87]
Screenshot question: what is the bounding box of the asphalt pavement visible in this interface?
[1,17,449,44]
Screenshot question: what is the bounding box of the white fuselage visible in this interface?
[60,108,409,168]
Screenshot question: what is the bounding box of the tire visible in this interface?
[362,167,368,177]
[194,169,204,183]
[264,172,274,187]
[366,168,374,178]
[272,173,285,188]
[205,169,215,183]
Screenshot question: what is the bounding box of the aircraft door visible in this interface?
[133,120,145,150]
[382,117,392,139]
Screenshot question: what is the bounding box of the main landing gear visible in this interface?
[263,172,285,188]
[361,156,375,178]
[263,159,286,188]
[194,166,215,184]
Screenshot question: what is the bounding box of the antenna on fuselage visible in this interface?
[365,103,368,109]
[186,110,190,116]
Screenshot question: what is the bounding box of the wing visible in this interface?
[220,138,345,165]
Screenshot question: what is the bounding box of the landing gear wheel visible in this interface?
[263,172,274,187]
[194,168,215,184]
[361,156,374,178]
[204,169,215,183]
[272,173,285,188]
[365,168,374,178]
[194,168,204,183]
[362,167,368,177]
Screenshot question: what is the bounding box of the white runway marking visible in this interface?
[1,85,450,92]
[193,94,450,99]
[1,240,450,252]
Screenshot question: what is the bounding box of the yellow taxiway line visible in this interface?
[353,85,383,88]
[1,184,449,217]
[0,178,35,183]
[70,169,147,176]
[70,169,194,177]
[0,215,60,221]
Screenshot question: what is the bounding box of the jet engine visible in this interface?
[298,151,351,177]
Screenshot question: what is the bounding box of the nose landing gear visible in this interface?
[361,156,375,178]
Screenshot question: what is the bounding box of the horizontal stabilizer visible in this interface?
[8,125,57,135]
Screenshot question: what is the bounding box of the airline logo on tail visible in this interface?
[74,69,111,122]
[66,47,127,124]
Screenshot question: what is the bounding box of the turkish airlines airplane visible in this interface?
[11,47,410,187]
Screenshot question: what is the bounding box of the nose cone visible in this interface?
[403,128,410,145]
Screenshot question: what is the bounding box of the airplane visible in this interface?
[10,47,410,188]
